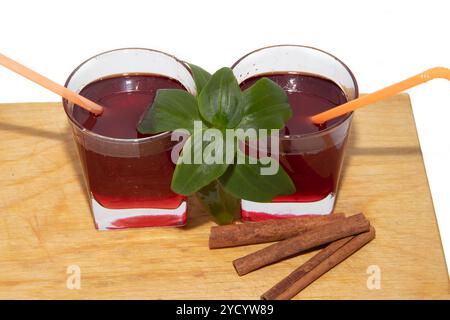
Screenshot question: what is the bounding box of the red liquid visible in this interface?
[72,74,185,215]
[240,73,349,204]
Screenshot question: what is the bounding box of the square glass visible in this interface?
[232,45,358,221]
[63,48,195,230]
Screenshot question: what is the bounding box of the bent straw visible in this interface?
[311,67,450,124]
[0,53,103,115]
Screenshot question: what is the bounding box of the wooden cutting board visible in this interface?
[0,94,448,299]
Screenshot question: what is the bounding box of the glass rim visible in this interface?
[63,47,193,144]
[231,44,359,140]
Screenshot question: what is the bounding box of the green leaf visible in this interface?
[219,155,296,202]
[134,65,297,224]
[195,181,239,225]
[171,135,229,195]
[198,67,243,129]
[137,89,200,135]
[188,63,211,95]
[238,77,292,130]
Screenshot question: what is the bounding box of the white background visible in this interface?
[1,0,449,273]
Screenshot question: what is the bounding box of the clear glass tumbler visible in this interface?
[63,48,196,230]
[232,45,358,221]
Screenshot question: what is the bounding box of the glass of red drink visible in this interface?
[232,45,358,221]
[63,48,195,230]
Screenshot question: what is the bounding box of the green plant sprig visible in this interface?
[138,64,295,224]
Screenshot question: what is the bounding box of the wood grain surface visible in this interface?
[0,94,449,299]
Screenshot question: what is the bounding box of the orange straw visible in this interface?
[311,67,450,124]
[0,53,103,115]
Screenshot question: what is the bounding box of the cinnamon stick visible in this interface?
[261,236,354,300]
[209,213,345,249]
[233,213,370,276]
[261,226,376,300]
